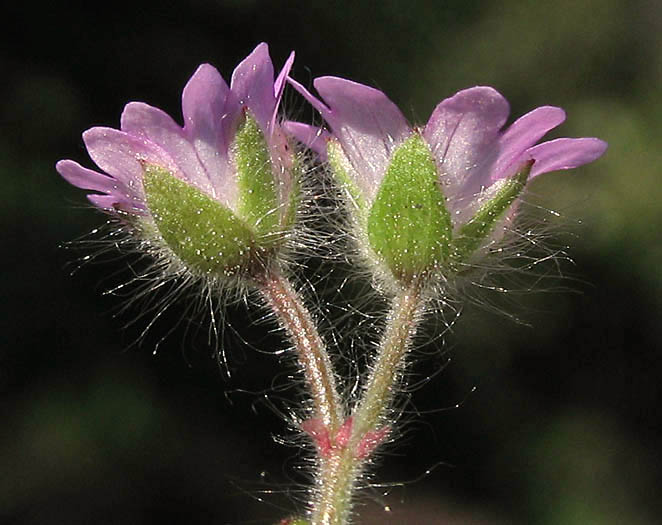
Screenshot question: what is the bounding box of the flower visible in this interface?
[57,43,299,278]
[285,78,607,282]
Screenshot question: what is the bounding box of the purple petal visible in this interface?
[182,63,232,135]
[423,86,509,194]
[231,43,275,132]
[528,137,608,177]
[272,51,295,132]
[287,77,333,120]
[182,63,238,202]
[282,121,331,160]
[56,160,142,213]
[311,76,411,198]
[120,102,214,195]
[491,106,566,181]
[83,127,177,188]
[87,193,143,213]
[87,194,120,210]
[274,52,295,102]
[56,159,119,194]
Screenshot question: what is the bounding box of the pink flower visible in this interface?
[57,43,296,221]
[285,78,607,280]
[285,78,607,226]
[56,44,299,278]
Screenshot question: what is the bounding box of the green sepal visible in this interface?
[451,162,532,264]
[367,133,452,281]
[143,165,256,276]
[234,113,279,237]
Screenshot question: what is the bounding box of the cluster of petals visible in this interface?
[56,43,295,217]
[56,43,607,243]
[284,77,607,223]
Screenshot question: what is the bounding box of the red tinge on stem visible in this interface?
[301,418,333,457]
[302,417,389,459]
[356,425,390,459]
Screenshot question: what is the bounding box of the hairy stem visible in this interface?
[352,279,425,437]
[256,266,343,433]
[312,279,426,524]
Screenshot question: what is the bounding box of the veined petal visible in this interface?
[282,121,330,160]
[83,127,177,190]
[528,137,608,177]
[120,102,214,196]
[491,106,566,182]
[231,43,276,133]
[182,63,232,134]
[424,86,509,198]
[312,76,411,201]
[182,63,238,203]
[288,76,411,201]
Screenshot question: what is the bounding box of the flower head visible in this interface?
[57,43,299,279]
[285,78,607,283]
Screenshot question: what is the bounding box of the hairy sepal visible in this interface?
[367,133,452,283]
[451,162,531,265]
[143,165,258,277]
[234,113,281,238]
[327,139,366,214]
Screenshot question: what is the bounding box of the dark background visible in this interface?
[2,1,660,523]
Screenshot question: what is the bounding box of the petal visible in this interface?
[56,159,119,194]
[272,51,295,132]
[87,193,144,213]
[287,76,333,120]
[182,63,238,202]
[312,76,411,198]
[87,194,120,209]
[423,86,509,192]
[56,159,143,213]
[282,121,330,160]
[528,137,608,177]
[82,127,177,187]
[231,42,275,132]
[491,106,566,181]
[120,102,213,194]
[182,63,232,136]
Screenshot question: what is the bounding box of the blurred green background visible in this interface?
[2,1,660,523]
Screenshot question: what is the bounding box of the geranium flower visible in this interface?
[285,78,607,281]
[57,43,298,278]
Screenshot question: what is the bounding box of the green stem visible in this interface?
[256,267,343,433]
[312,279,426,524]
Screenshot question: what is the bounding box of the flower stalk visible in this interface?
[255,266,343,433]
[312,278,427,524]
